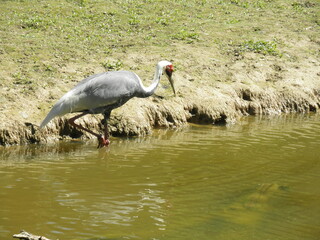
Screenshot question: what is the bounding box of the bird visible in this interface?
[40,60,175,147]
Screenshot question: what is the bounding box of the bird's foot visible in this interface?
[97,136,110,148]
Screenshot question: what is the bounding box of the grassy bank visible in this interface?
[0,0,319,145]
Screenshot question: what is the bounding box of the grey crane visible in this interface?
[40,60,175,147]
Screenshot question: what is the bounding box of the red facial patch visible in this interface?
[167,64,174,72]
[165,64,173,77]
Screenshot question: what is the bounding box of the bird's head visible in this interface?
[161,61,176,96]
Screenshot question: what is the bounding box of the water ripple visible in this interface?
[0,114,319,240]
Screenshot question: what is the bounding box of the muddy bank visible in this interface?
[1,77,319,146]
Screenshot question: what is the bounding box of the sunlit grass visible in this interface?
[239,40,281,56]
[0,0,318,95]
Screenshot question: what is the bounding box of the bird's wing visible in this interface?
[71,71,140,111]
[40,71,140,128]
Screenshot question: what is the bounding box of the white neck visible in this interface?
[137,61,170,97]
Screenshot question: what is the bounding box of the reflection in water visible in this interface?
[0,114,319,240]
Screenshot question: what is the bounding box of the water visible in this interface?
[0,114,319,240]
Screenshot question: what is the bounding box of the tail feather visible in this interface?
[40,102,67,128]
[40,88,81,128]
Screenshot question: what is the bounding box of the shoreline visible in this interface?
[1,76,319,146]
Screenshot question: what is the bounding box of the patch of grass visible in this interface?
[128,15,140,26]
[230,0,249,8]
[101,60,123,71]
[155,17,169,26]
[227,0,268,8]
[12,72,32,85]
[71,0,88,7]
[226,18,240,24]
[239,40,281,56]
[20,15,53,29]
[292,1,316,10]
[171,30,199,44]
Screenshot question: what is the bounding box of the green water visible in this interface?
[1,114,319,240]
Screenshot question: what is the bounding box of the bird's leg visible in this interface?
[98,111,111,148]
[68,112,108,147]
[104,120,110,140]
[97,120,110,148]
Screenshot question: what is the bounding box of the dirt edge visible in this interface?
[1,82,319,146]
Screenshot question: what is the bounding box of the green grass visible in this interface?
[171,29,200,43]
[239,40,281,56]
[0,0,319,97]
[101,59,123,71]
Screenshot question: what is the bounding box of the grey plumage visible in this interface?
[40,61,175,130]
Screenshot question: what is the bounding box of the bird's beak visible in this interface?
[167,71,176,96]
[169,76,176,96]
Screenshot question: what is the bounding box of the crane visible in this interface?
[40,60,175,147]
